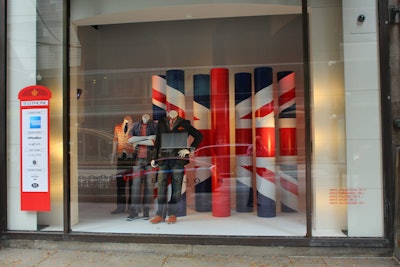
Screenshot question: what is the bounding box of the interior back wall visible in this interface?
[77,14,303,133]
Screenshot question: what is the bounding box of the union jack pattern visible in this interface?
[277,71,298,212]
[193,74,212,212]
[235,72,254,212]
[254,67,276,218]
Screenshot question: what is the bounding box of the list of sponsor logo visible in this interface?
[21,108,48,192]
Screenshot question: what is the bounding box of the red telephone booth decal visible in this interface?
[18,85,52,211]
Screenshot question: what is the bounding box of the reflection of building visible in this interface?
[1,0,400,260]
[77,128,114,165]
[76,128,116,203]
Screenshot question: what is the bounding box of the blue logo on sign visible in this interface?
[30,116,41,129]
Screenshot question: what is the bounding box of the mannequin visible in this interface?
[126,114,157,220]
[149,109,203,224]
[128,114,156,147]
[110,115,134,214]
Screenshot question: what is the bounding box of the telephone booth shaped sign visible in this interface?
[18,85,52,211]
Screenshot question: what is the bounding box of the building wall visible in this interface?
[389,0,400,259]
[342,0,383,237]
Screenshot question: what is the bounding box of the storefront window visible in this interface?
[5,0,384,239]
[69,1,307,236]
[68,0,384,237]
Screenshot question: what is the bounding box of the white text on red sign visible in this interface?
[21,100,49,107]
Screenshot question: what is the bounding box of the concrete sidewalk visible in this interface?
[1,239,399,266]
[0,247,399,267]
[0,248,399,267]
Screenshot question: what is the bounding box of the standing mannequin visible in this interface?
[150,110,203,224]
[126,114,157,220]
[110,115,134,214]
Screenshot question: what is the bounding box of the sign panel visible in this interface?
[21,108,48,192]
[18,85,52,211]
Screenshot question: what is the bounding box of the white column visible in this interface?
[343,0,383,237]
[7,0,37,230]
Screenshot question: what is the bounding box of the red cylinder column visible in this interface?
[210,68,231,217]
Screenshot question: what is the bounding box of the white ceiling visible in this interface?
[72,3,302,26]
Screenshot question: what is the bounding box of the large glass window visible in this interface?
[69,1,308,236]
[5,0,384,239]
[67,0,384,238]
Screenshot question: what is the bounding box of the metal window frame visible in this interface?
[0,0,6,233]
[378,0,394,246]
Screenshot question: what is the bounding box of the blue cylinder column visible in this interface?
[235,73,254,212]
[166,69,187,217]
[193,74,212,212]
[166,69,185,117]
[254,67,276,218]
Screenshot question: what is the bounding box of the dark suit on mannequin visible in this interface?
[150,110,203,224]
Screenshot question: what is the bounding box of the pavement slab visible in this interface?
[1,248,399,267]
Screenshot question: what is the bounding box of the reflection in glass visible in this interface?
[70,8,306,236]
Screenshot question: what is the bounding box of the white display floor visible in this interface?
[70,202,308,236]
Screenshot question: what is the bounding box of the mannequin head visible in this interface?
[142,114,150,124]
[122,116,133,134]
[123,115,133,125]
[169,110,178,119]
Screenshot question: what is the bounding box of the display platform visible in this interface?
[68,202,308,236]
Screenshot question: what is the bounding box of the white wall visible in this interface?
[342,0,383,237]
[7,0,65,231]
[7,0,38,230]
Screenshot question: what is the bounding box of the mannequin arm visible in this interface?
[136,139,154,146]
[128,135,156,143]
[111,141,118,165]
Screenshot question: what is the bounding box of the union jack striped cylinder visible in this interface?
[210,68,231,217]
[193,74,212,212]
[151,74,167,212]
[166,70,185,118]
[277,71,298,212]
[234,72,254,212]
[254,67,276,218]
[152,75,167,121]
[166,69,187,217]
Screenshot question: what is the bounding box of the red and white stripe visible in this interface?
[278,71,298,212]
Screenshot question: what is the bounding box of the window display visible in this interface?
[4,0,384,241]
[69,13,307,235]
